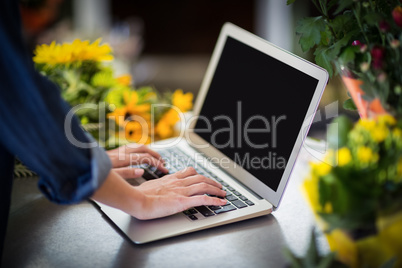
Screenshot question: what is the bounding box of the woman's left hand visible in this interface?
[106,144,168,179]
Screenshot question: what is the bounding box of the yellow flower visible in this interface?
[107,106,128,126]
[337,147,352,167]
[172,89,193,112]
[302,175,321,212]
[392,128,402,139]
[377,114,396,126]
[116,74,132,86]
[124,121,150,144]
[357,146,379,164]
[370,125,389,143]
[155,109,181,139]
[155,118,174,139]
[123,90,151,117]
[357,119,376,132]
[310,161,332,177]
[33,39,113,65]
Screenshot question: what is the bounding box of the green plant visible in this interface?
[304,114,402,232]
[287,0,402,116]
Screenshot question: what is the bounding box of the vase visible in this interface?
[341,76,388,119]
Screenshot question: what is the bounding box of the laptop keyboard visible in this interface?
[143,147,254,221]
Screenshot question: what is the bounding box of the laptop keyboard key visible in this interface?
[232,200,247,208]
[245,200,255,206]
[188,215,198,221]
[226,195,238,202]
[214,205,236,214]
[239,195,248,201]
[232,190,242,196]
[195,206,215,217]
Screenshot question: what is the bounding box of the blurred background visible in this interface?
[20,0,357,140]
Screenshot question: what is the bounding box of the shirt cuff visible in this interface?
[38,135,112,204]
[76,134,112,201]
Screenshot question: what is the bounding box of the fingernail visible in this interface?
[134,169,144,176]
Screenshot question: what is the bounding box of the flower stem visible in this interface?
[353,4,370,44]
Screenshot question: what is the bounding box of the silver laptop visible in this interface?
[94,22,328,244]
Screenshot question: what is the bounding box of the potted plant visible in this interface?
[287,0,402,118]
[302,114,402,267]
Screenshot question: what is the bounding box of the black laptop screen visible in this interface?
[193,36,318,192]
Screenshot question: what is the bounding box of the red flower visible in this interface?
[379,21,390,32]
[393,6,402,28]
[371,46,385,69]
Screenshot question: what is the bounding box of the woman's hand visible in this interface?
[91,168,227,220]
[106,144,168,179]
[134,167,227,219]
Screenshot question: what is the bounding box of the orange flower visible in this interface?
[172,89,193,112]
[116,74,132,86]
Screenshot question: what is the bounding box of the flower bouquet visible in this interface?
[303,114,402,267]
[287,0,402,118]
[33,39,193,149]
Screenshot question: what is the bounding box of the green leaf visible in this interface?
[296,16,326,52]
[286,0,297,5]
[331,11,354,33]
[303,229,319,267]
[343,98,357,110]
[360,82,376,99]
[282,247,303,268]
[363,12,382,26]
[339,46,359,64]
[334,0,354,15]
[314,47,336,77]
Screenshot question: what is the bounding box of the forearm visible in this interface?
[91,170,146,218]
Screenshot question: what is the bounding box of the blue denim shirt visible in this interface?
[0,0,111,256]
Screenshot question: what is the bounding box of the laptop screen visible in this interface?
[194,36,318,192]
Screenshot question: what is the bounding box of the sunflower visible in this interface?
[172,89,193,112]
[124,121,151,144]
[33,38,113,65]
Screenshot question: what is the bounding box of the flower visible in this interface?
[356,146,378,164]
[392,6,402,28]
[33,39,113,65]
[106,87,193,144]
[116,74,133,86]
[370,46,385,70]
[172,89,193,112]
[303,115,402,235]
[337,147,351,167]
[154,90,194,139]
[33,38,194,148]
[289,1,402,117]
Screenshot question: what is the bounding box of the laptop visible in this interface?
[94,22,328,244]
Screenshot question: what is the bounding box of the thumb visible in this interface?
[113,167,145,179]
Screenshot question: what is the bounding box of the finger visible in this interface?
[184,195,227,209]
[130,153,169,173]
[113,167,145,179]
[180,174,222,189]
[185,183,226,197]
[124,144,164,162]
[174,167,198,179]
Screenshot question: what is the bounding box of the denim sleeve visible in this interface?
[0,0,111,204]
